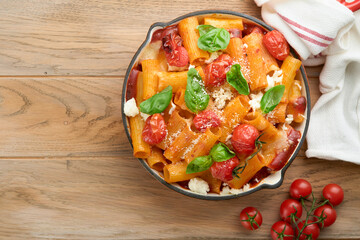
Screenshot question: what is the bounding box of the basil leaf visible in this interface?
[260,85,285,113]
[197,25,217,37]
[140,86,173,114]
[209,143,236,162]
[186,155,213,174]
[226,64,250,95]
[184,68,209,113]
[197,27,230,52]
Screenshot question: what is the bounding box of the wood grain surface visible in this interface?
[0,0,359,239]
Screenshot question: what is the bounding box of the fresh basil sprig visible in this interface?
[186,143,235,174]
[226,64,250,95]
[186,156,213,174]
[260,85,285,114]
[184,68,209,113]
[209,143,235,162]
[197,25,216,36]
[140,86,172,114]
[197,25,230,52]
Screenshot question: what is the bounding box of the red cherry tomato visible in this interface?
[290,179,312,199]
[204,54,233,87]
[243,25,265,36]
[322,183,344,206]
[280,199,303,223]
[270,221,294,240]
[240,207,262,230]
[162,33,189,67]
[142,114,167,145]
[293,96,307,114]
[228,28,242,38]
[193,110,221,132]
[314,204,337,228]
[231,124,260,156]
[263,30,290,61]
[296,220,320,240]
[210,156,239,182]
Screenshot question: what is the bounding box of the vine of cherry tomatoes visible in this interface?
[239,179,344,240]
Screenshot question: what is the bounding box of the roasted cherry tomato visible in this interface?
[270,221,294,240]
[280,199,303,223]
[290,179,312,199]
[161,25,189,67]
[240,207,262,230]
[162,34,189,67]
[193,110,221,132]
[296,220,320,240]
[292,96,307,114]
[322,183,344,206]
[228,28,242,38]
[263,30,290,61]
[231,124,260,155]
[314,204,337,228]
[243,25,264,36]
[204,54,233,87]
[142,114,167,145]
[210,156,239,182]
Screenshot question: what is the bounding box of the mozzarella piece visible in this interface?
[138,41,162,62]
[265,70,283,91]
[188,178,210,195]
[140,112,150,121]
[249,92,264,111]
[124,98,139,117]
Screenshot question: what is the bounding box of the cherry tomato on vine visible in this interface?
[142,114,167,145]
[314,204,337,228]
[193,110,221,132]
[263,30,290,61]
[296,220,320,240]
[290,179,312,199]
[322,183,344,206]
[231,124,260,155]
[240,207,262,230]
[210,157,239,182]
[280,199,302,223]
[204,54,233,87]
[270,221,294,240]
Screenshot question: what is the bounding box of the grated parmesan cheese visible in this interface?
[189,64,196,69]
[188,178,210,195]
[140,112,150,121]
[295,82,302,90]
[243,43,248,48]
[211,86,233,110]
[265,70,283,91]
[205,51,222,64]
[181,136,200,159]
[249,92,263,111]
[124,98,139,117]
[168,101,176,115]
[285,114,294,125]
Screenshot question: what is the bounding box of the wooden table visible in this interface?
[0,0,359,239]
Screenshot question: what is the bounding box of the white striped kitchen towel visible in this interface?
[254,0,354,65]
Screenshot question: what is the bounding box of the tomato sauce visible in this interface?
[268,128,301,171]
[249,167,272,187]
[126,68,139,101]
